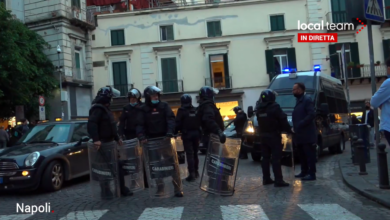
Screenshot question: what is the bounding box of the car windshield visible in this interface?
[275,93,313,109]
[269,75,315,90]
[18,124,71,144]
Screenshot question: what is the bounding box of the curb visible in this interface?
[339,160,390,209]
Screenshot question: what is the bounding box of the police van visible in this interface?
[243,65,349,162]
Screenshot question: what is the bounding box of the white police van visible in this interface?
[243,65,349,162]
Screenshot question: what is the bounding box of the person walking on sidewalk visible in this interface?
[361,100,375,147]
[292,82,317,181]
[370,58,390,145]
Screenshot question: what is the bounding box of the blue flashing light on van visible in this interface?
[314,65,321,70]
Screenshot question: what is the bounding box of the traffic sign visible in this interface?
[39,96,45,106]
[365,0,384,23]
[39,106,46,121]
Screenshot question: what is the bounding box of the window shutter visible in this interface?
[265,50,275,81]
[207,22,215,37]
[350,42,361,77]
[167,26,174,40]
[329,44,340,78]
[215,21,222,36]
[383,39,390,62]
[170,58,178,92]
[386,0,390,19]
[118,30,125,45]
[223,54,230,88]
[112,62,120,85]
[270,16,277,31]
[277,15,285,30]
[286,48,297,69]
[111,31,117,45]
[75,53,81,68]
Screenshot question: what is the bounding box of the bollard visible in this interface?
[352,136,358,164]
[357,139,367,175]
[377,143,390,189]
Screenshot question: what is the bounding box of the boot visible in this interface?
[121,187,134,196]
[274,180,290,187]
[155,184,165,197]
[186,172,196,182]
[195,170,200,178]
[263,179,275,185]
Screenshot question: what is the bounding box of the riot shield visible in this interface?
[171,136,188,180]
[200,134,241,196]
[142,137,183,198]
[117,138,144,193]
[88,141,121,200]
[281,133,296,186]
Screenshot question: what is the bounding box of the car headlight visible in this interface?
[25,152,40,167]
[245,121,255,133]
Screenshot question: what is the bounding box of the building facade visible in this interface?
[1,0,25,22]
[23,0,95,121]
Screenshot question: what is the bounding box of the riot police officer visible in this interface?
[226,106,248,159]
[136,86,183,197]
[118,88,143,140]
[197,86,226,143]
[87,86,133,198]
[256,89,291,187]
[175,94,201,182]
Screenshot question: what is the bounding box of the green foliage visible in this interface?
[0,4,58,119]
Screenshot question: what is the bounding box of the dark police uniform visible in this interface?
[256,89,291,187]
[118,89,143,140]
[136,86,183,197]
[87,86,133,198]
[175,94,201,181]
[226,106,248,159]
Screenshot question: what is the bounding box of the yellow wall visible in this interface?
[216,101,238,121]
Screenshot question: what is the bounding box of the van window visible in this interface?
[275,92,313,109]
[269,76,315,90]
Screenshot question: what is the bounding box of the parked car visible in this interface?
[0,121,90,192]
[198,119,237,154]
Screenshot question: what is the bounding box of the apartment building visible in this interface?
[1,0,25,22]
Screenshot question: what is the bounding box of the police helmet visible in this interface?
[260,89,276,103]
[199,86,219,100]
[143,86,161,104]
[128,88,142,101]
[233,106,242,114]
[180,94,192,107]
[94,86,120,104]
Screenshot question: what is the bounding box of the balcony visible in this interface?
[156,80,184,93]
[334,64,388,83]
[62,66,93,85]
[205,76,232,90]
[111,84,134,96]
[67,7,95,30]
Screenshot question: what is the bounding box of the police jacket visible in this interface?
[175,106,200,135]
[136,101,175,138]
[227,112,247,134]
[197,100,224,135]
[118,103,142,138]
[87,104,120,142]
[256,102,291,137]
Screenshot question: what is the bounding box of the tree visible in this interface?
[0,4,58,120]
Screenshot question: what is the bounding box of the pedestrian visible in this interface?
[292,82,317,181]
[370,57,390,145]
[87,86,133,199]
[256,89,291,187]
[0,126,9,149]
[14,119,29,138]
[175,94,201,182]
[361,100,375,147]
[136,86,183,197]
[225,106,248,159]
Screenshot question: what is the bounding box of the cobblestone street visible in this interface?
[1,142,390,220]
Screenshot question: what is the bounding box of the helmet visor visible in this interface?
[129,89,141,99]
[148,86,162,94]
[110,87,121,98]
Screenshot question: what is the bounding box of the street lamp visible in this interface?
[57,45,64,120]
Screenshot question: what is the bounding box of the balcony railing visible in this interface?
[205,76,232,89]
[326,11,348,24]
[333,64,387,80]
[67,6,95,29]
[156,79,183,93]
[111,84,134,96]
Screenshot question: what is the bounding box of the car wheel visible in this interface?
[41,161,64,192]
[200,149,207,154]
[251,152,261,162]
[336,136,345,154]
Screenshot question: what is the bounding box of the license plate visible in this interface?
[0,177,3,184]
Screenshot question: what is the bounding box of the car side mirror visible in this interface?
[320,103,329,115]
[248,106,254,118]
[80,136,90,142]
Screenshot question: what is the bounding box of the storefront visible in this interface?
[216,101,239,121]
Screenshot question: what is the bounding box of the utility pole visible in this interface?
[57,45,64,120]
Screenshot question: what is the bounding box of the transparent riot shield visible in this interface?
[281,133,296,186]
[88,141,121,200]
[200,134,241,196]
[171,136,188,180]
[143,137,182,198]
[117,138,144,193]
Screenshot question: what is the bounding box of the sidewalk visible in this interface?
[339,140,390,208]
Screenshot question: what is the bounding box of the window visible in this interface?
[329,43,360,78]
[265,48,297,81]
[72,0,81,8]
[270,15,285,31]
[336,43,351,77]
[160,25,174,41]
[208,54,231,89]
[207,21,222,37]
[331,0,347,23]
[386,0,390,20]
[273,49,288,74]
[111,30,125,46]
[269,76,315,90]
[71,123,88,142]
[18,124,72,144]
[75,50,83,80]
[112,61,128,95]
[161,57,178,93]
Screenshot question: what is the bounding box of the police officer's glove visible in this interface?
[218,130,226,144]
